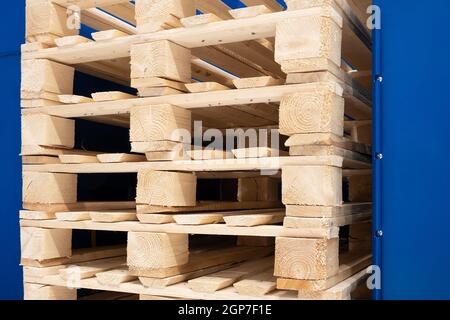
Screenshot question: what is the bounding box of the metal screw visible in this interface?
[377,76,383,82]
[375,153,383,160]
[375,230,383,237]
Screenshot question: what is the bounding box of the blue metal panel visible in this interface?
[375,0,450,299]
[0,1,25,300]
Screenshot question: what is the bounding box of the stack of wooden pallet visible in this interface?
[20,0,373,300]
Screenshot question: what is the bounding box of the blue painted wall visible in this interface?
[0,0,25,300]
[375,0,450,299]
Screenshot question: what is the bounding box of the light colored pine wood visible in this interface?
[131,246,273,278]
[185,82,230,93]
[139,263,235,288]
[22,155,60,164]
[285,202,372,218]
[55,35,92,47]
[233,269,276,296]
[89,210,137,222]
[22,114,74,148]
[136,170,197,206]
[138,86,184,97]
[135,0,195,32]
[127,232,189,270]
[137,200,282,215]
[233,147,288,159]
[131,140,186,153]
[96,267,138,286]
[21,99,61,108]
[172,208,282,226]
[188,257,273,293]
[20,218,339,240]
[233,76,283,89]
[59,256,126,280]
[274,237,339,280]
[279,90,345,136]
[130,40,191,82]
[59,154,99,164]
[92,29,128,41]
[131,77,187,92]
[181,13,222,27]
[130,104,191,143]
[19,210,56,220]
[24,283,76,300]
[22,201,135,214]
[297,267,369,300]
[21,59,74,98]
[55,211,91,221]
[22,172,77,204]
[26,2,78,42]
[21,227,72,261]
[224,211,285,227]
[277,252,371,291]
[92,91,135,102]
[145,149,189,161]
[282,166,342,206]
[97,153,146,163]
[186,149,234,160]
[283,212,371,229]
[21,245,126,268]
[275,13,342,73]
[229,5,274,20]
[58,94,93,104]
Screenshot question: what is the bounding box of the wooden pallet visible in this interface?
[21,0,373,301]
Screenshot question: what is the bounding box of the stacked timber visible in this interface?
[20,0,373,300]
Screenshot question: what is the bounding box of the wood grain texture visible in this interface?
[21,227,72,261]
[136,170,197,206]
[127,232,189,270]
[22,172,77,204]
[274,237,339,280]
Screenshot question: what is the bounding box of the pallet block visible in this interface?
[279,89,344,136]
[21,227,72,261]
[21,114,75,149]
[26,1,78,45]
[130,104,192,143]
[131,40,191,83]
[127,232,189,270]
[135,0,195,33]
[282,166,342,206]
[21,59,74,99]
[22,172,77,204]
[238,177,279,202]
[136,170,197,207]
[275,14,342,73]
[24,283,76,300]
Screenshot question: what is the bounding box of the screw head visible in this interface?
[376,230,383,237]
[377,76,383,82]
[376,153,383,160]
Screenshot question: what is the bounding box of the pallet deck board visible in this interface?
[19,219,339,239]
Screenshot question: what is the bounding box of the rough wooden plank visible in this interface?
[188,257,273,293]
[181,13,222,27]
[55,211,91,221]
[233,269,277,296]
[97,153,146,163]
[185,82,230,93]
[59,256,126,280]
[59,154,99,164]
[22,114,74,149]
[233,76,283,89]
[58,94,93,104]
[96,267,138,286]
[92,29,128,41]
[224,211,285,227]
[90,210,137,222]
[19,210,56,220]
[22,201,135,213]
[229,5,274,20]
[285,202,372,218]
[139,263,235,289]
[92,91,136,102]
[55,35,92,47]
